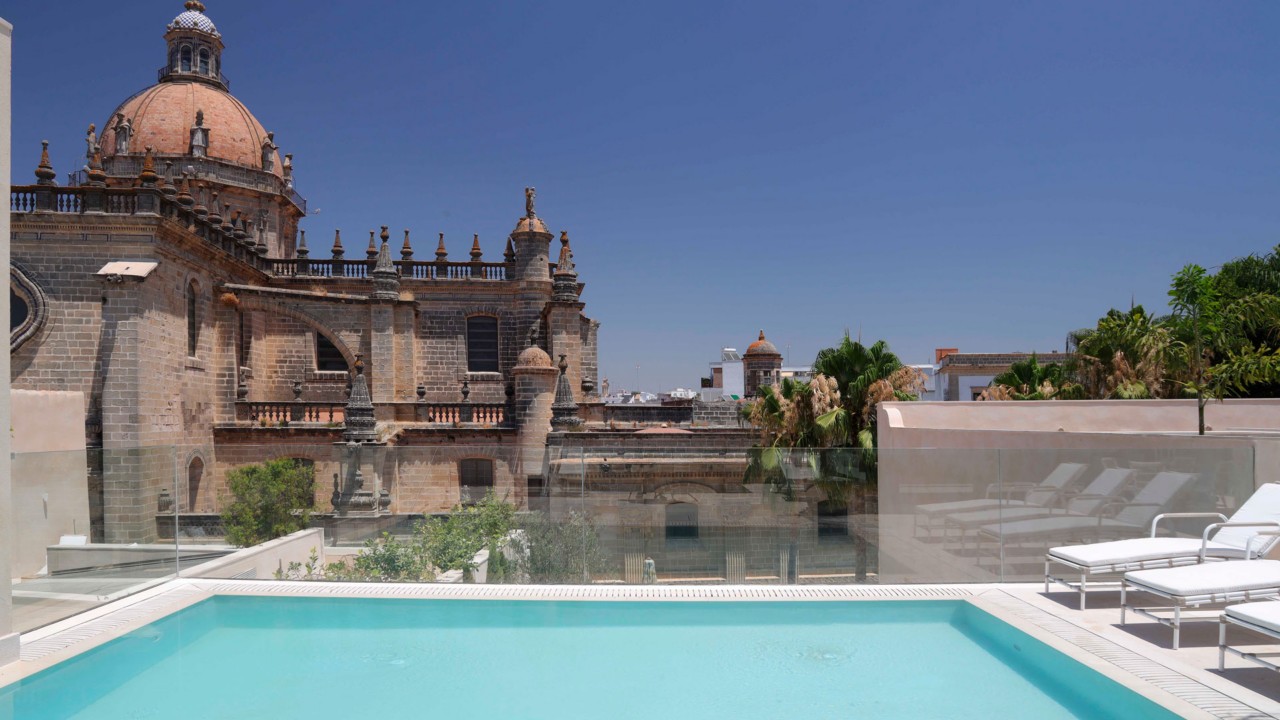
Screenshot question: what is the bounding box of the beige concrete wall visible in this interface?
[1,14,18,667]
[10,391,90,578]
[184,527,323,580]
[880,398,1280,439]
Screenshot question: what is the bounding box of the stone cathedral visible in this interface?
[9,2,602,542]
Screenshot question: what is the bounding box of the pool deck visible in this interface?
[3,579,1278,719]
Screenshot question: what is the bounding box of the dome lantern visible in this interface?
[160,1,227,91]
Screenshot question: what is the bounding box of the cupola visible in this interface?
[160,1,227,91]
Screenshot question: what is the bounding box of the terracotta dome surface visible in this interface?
[745,330,780,357]
[102,81,281,177]
[512,216,550,235]
[516,346,553,368]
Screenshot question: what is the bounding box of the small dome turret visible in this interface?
[745,330,780,357]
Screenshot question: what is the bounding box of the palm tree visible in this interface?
[981,354,1084,400]
[1069,306,1183,400]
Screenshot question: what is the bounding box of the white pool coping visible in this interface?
[2,579,1275,719]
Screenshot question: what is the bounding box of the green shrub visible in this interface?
[221,458,314,547]
[510,511,607,583]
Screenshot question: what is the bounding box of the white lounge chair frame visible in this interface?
[1045,511,1227,610]
[1217,529,1280,670]
[1122,525,1280,649]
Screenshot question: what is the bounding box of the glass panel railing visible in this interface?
[10,446,192,632]
[9,442,1263,596]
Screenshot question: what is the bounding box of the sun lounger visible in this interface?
[1046,483,1280,609]
[1219,599,1280,671]
[1123,556,1280,649]
[942,468,1135,535]
[976,471,1198,549]
[913,462,1088,536]
[916,462,1088,517]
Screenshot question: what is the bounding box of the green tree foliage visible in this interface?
[1064,247,1280,435]
[982,354,1084,400]
[743,335,921,581]
[509,511,608,584]
[221,458,315,547]
[1168,263,1280,433]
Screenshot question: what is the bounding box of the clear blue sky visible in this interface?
[8,2,1280,391]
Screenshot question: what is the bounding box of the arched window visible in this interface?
[11,289,28,332]
[315,333,347,372]
[198,49,210,74]
[459,458,494,505]
[180,45,192,72]
[466,316,499,373]
[186,282,198,357]
[187,457,205,511]
[666,502,698,541]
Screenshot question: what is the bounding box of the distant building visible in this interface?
[702,347,744,400]
[936,350,1073,401]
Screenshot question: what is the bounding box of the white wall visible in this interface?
[11,392,91,578]
[0,14,16,667]
[723,361,743,398]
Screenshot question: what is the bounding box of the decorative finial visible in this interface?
[86,146,107,187]
[558,354,568,373]
[332,229,344,259]
[435,232,448,262]
[759,330,766,341]
[353,354,365,376]
[176,171,194,206]
[184,0,206,11]
[366,230,378,260]
[207,190,221,223]
[503,237,515,263]
[220,203,234,234]
[297,228,309,258]
[35,141,56,185]
[192,181,209,218]
[400,229,413,261]
[524,186,536,218]
[556,232,575,271]
[470,233,483,261]
[159,160,175,195]
[138,146,159,187]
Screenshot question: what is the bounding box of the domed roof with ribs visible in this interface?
[101,81,281,177]
[745,330,780,357]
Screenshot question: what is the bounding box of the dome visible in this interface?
[512,216,550,235]
[517,346,553,368]
[745,330,780,357]
[101,81,281,177]
[169,1,219,36]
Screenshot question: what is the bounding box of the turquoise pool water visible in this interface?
[3,597,1181,720]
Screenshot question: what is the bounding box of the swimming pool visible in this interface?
[3,596,1182,719]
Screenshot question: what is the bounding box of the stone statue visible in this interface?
[601,377,610,397]
[190,109,208,158]
[525,186,536,217]
[113,113,133,155]
[282,153,294,191]
[260,132,276,172]
[85,123,97,161]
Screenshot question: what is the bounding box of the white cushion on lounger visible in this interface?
[1224,601,1280,635]
[1049,538,1246,568]
[1127,560,1280,597]
[980,516,1139,540]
